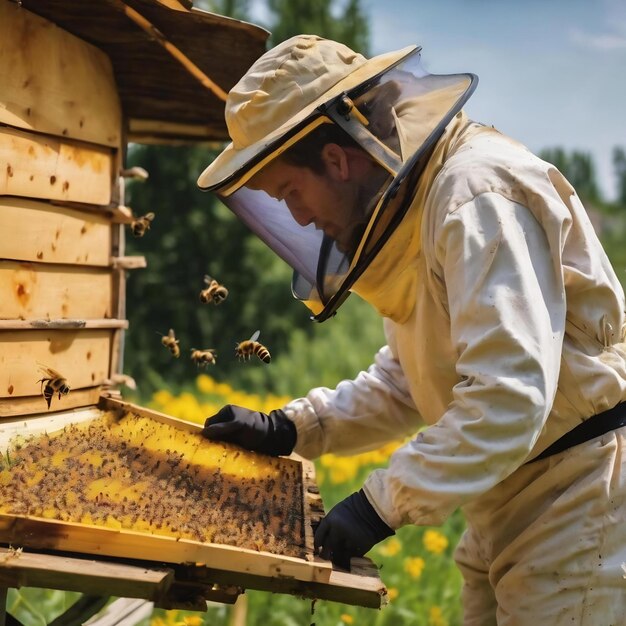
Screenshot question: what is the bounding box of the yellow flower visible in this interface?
[229,390,255,408]
[378,536,402,557]
[340,614,354,624]
[200,402,220,418]
[196,374,215,395]
[165,612,183,626]
[423,529,449,555]
[387,587,399,601]
[152,389,173,406]
[214,381,233,398]
[404,556,425,579]
[319,454,335,467]
[319,439,407,485]
[151,612,183,626]
[428,605,448,626]
[176,617,204,626]
[264,394,292,410]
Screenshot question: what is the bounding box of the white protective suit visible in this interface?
[283,112,626,625]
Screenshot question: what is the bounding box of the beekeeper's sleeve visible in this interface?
[283,334,423,459]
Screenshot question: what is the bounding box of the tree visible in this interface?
[200,0,250,21]
[266,0,370,51]
[613,147,626,207]
[267,0,336,45]
[539,148,600,203]
[337,0,369,54]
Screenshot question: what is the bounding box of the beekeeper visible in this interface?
[198,35,626,624]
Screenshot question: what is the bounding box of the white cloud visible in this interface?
[570,27,626,50]
[569,0,626,51]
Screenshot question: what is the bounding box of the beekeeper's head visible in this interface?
[198,35,476,321]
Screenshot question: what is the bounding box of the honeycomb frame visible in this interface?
[0,397,330,585]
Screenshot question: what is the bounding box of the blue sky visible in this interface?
[250,0,626,200]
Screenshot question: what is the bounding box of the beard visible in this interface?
[335,219,368,258]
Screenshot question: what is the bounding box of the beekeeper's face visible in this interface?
[248,142,385,254]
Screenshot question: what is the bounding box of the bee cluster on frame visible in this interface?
[0,410,306,557]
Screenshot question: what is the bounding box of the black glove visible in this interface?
[314,489,395,570]
[202,404,297,456]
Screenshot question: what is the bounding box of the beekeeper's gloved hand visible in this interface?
[314,489,395,570]
[202,404,296,456]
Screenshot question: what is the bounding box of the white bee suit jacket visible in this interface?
[283,112,626,623]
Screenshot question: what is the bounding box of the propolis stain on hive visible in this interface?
[0,410,306,558]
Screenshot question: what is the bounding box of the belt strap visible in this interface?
[528,401,626,463]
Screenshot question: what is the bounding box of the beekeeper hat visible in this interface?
[197,35,477,321]
[197,34,416,190]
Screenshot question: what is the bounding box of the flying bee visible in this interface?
[190,348,217,368]
[235,330,271,364]
[199,275,228,305]
[159,328,180,358]
[36,364,70,410]
[130,212,155,238]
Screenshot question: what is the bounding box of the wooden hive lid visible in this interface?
[16,0,269,143]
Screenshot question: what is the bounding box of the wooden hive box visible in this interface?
[0,0,387,612]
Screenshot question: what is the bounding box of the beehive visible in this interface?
[0,405,306,556]
[0,0,387,610]
[0,398,333,585]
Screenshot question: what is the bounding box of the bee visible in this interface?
[159,328,180,358]
[199,275,228,305]
[130,212,155,238]
[235,330,271,364]
[190,348,217,368]
[36,364,71,410]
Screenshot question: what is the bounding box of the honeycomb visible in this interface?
[0,410,306,558]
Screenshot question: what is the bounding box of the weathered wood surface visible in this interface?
[80,599,155,626]
[99,396,204,434]
[0,505,332,586]
[299,454,325,558]
[115,1,228,102]
[0,586,6,626]
[0,1,121,147]
[0,320,127,331]
[15,0,269,143]
[0,127,113,205]
[0,199,112,265]
[176,557,388,609]
[110,223,127,379]
[0,262,114,321]
[0,547,172,599]
[0,329,111,398]
[127,119,229,144]
[0,387,103,419]
[110,256,147,270]
[0,405,102,445]
[0,198,112,266]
